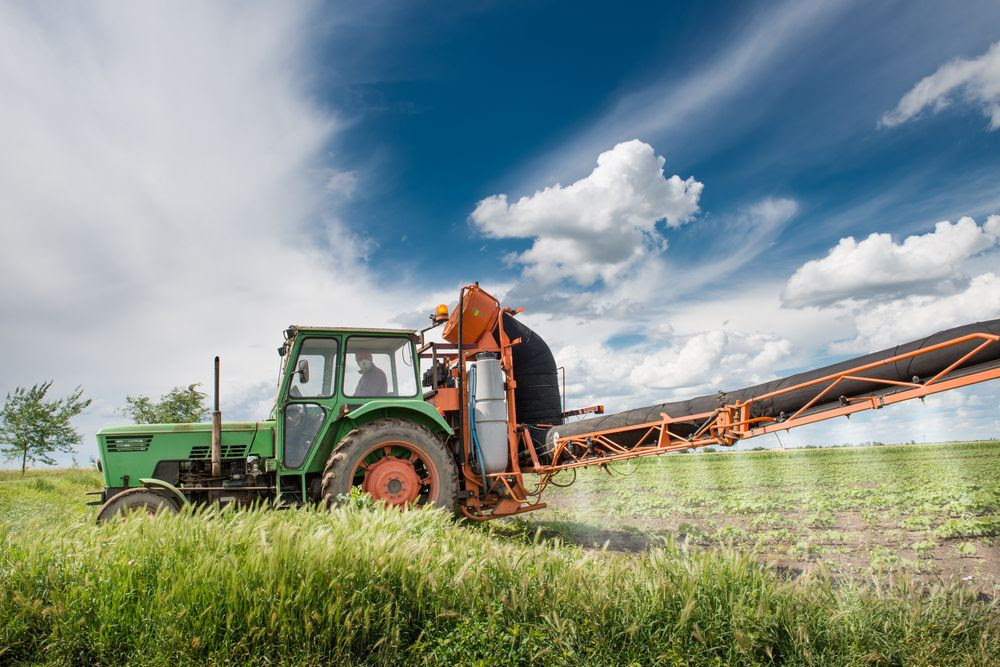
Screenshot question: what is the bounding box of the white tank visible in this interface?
[473,354,509,474]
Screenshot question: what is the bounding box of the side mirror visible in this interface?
[296,358,310,384]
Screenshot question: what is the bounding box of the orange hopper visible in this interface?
[442,284,501,345]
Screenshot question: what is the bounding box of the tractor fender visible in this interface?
[345,400,454,436]
[139,478,189,507]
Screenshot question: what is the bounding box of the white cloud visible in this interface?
[831,272,1000,353]
[470,140,702,286]
[629,330,793,392]
[549,326,793,424]
[880,41,1000,130]
[782,216,1000,307]
[0,2,415,463]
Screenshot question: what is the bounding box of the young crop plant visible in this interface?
[869,546,900,573]
[787,540,823,560]
[900,514,932,531]
[955,542,978,557]
[910,539,938,558]
[935,517,1000,539]
[804,512,836,528]
[713,525,750,542]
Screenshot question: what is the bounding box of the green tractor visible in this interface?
[95,325,461,520]
[95,283,571,521]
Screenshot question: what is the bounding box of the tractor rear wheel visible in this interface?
[96,488,179,522]
[322,418,458,513]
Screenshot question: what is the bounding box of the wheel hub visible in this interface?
[362,455,421,505]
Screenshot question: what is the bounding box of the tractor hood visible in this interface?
[98,421,266,435]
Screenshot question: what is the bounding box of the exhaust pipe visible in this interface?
[211,356,222,478]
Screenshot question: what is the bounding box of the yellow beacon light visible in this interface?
[434,304,449,323]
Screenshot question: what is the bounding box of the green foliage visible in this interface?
[0,471,998,666]
[901,514,932,531]
[0,382,91,475]
[787,540,820,559]
[803,512,836,529]
[122,384,208,424]
[955,542,977,557]
[935,516,1000,539]
[910,539,937,558]
[869,546,899,572]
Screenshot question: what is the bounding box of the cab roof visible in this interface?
[287,325,417,336]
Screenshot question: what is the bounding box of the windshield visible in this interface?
[343,336,417,398]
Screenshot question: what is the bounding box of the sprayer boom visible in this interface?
[535,327,1000,474]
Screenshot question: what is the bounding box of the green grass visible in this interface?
[1,468,999,665]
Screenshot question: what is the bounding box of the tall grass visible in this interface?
[0,471,998,665]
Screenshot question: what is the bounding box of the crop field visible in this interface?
[520,441,1000,595]
[1,444,999,665]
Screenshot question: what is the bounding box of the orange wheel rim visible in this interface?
[351,440,439,506]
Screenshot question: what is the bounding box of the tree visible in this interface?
[122,384,208,424]
[0,382,92,476]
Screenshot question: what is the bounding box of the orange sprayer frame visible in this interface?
[423,285,1000,520]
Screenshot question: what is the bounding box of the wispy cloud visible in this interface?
[510,0,853,190]
[660,197,799,296]
[880,41,1000,130]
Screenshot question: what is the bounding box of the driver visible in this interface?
[354,351,388,396]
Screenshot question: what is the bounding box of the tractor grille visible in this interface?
[189,443,249,459]
[106,435,153,452]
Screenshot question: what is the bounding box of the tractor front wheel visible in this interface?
[96,488,180,522]
[322,418,458,513]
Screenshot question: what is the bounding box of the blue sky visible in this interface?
[323,0,1000,283]
[1,0,999,466]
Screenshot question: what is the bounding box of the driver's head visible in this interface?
[354,351,373,371]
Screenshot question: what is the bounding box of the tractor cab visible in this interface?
[272,326,440,503]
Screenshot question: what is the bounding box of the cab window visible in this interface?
[289,337,340,398]
[344,336,417,397]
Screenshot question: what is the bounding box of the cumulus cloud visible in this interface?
[880,41,1000,130]
[782,216,1000,307]
[831,272,1000,353]
[470,140,702,286]
[629,330,793,393]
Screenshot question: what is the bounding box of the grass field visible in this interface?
[1,442,998,665]
[520,441,1000,595]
